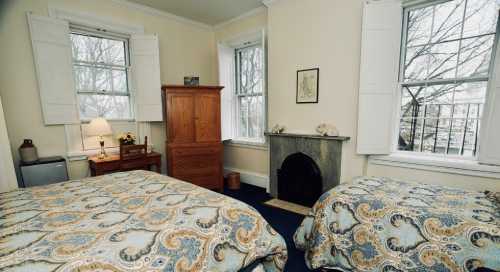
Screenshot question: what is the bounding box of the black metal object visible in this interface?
[277,152,322,207]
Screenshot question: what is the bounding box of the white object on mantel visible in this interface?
[271,124,286,134]
[0,97,18,193]
[316,123,339,136]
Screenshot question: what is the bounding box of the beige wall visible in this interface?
[214,8,270,175]
[267,0,366,182]
[0,0,216,179]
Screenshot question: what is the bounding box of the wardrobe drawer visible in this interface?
[172,155,219,177]
[172,146,220,156]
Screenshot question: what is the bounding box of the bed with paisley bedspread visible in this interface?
[294,176,500,272]
[0,170,287,272]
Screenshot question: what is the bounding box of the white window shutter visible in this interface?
[130,34,162,122]
[27,13,79,125]
[0,97,18,193]
[478,32,500,165]
[218,43,236,141]
[261,29,268,135]
[356,0,402,155]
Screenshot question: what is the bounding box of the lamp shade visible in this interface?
[86,117,112,137]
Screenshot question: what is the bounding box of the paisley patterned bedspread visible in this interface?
[294,176,500,272]
[0,170,287,272]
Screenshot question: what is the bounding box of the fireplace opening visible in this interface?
[277,152,322,207]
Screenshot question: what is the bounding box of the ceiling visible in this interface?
[127,0,265,25]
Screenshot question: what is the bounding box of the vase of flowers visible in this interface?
[117,132,136,145]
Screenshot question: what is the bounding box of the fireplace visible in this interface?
[266,132,350,206]
[278,152,322,207]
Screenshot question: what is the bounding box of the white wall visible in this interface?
[267,0,366,182]
[0,0,217,179]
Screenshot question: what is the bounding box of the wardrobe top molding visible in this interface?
[161,85,224,90]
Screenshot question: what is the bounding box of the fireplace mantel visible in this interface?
[267,131,348,200]
[265,132,350,141]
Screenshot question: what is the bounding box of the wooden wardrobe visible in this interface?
[161,85,224,191]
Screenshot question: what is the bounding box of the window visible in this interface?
[70,27,132,120]
[235,44,265,143]
[398,0,498,157]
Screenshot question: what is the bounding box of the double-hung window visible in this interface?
[70,26,132,120]
[235,44,265,143]
[398,0,498,157]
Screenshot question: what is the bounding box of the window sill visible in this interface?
[224,139,268,150]
[369,153,500,179]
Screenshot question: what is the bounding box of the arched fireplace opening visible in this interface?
[277,152,322,207]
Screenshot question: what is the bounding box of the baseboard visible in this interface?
[223,167,270,193]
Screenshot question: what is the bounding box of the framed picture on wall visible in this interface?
[296,68,319,104]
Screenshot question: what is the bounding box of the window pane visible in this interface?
[112,69,128,93]
[73,65,112,92]
[248,96,264,139]
[434,118,452,154]
[453,81,487,113]
[462,119,479,156]
[431,0,465,43]
[462,0,498,38]
[457,35,495,78]
[404,45,429,82]
[74,65,93,92]
[237,46,263,95]
[238,97,249,138]
[401,86,425,118]
[427,41,459,80]
[70,33,126,66]
[78,94,131,120]
[407,6,433,47]
[425,84,455,105]
[398,118,423,151]
[448,118,466,154]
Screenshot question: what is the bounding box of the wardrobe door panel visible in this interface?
[195,93,221,143]
[167,93,195,144]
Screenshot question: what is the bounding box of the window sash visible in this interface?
[397,0,498,157]
[234,44,265,142]
[70,28,132,120]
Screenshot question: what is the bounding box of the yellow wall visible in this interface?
[214,7,270,176]
[267,0,366,182]
[0,0,216,179]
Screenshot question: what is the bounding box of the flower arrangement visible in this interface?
[117,132,136,145]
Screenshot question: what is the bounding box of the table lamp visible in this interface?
[86,117,112,159]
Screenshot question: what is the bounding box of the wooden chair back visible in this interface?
[119,136,148,171]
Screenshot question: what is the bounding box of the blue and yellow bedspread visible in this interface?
[0,170,287,271]
[294,176,499,272]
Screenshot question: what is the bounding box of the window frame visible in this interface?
[394,0,499,160]
[233,42,266,144]
[70,25,134,121]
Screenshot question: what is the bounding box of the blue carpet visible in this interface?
[223,183,318,272]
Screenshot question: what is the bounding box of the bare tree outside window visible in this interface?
[236,45,264,142]
[70,29,132,120]
[398,0,498,157]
